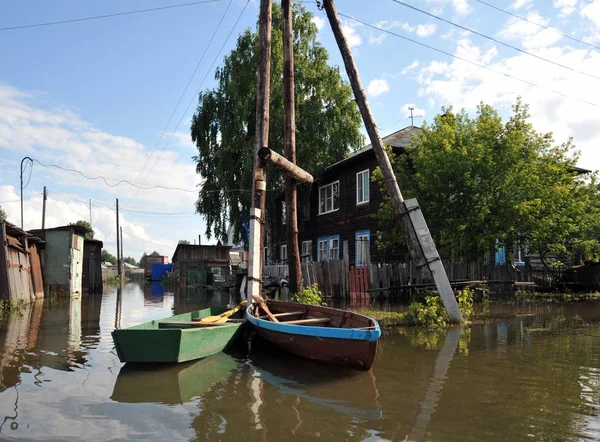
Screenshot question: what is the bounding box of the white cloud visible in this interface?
[367,79,390,97]
[554,0,578,17]
[416,24,438,37]
[369,34,387,45]
[0,82,205,257]
[452,0,471,15]
[311,16,325,31]
[511,0,533,9]
[342,22,362,48]
[401,61,420,74]
[424,0,471,15]
[376,20,414,33]
[582,1,600,23]
[498,12,563,49]
[413,37,600,172]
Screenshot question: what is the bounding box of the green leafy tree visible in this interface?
[0,206,6,221]
[101,249,117,265]
[178,239,191,245]
[191,3,362,245]
[139,251,161,267]
[122,256,138,267]
[375,99,599,262]
[69,220,95,240]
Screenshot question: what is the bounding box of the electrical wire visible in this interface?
[135,0,251,193]
[30,158,199,192]
[338,12,600,109]
[391,0,600,82]
[474,0,600,52]
[0,0,220,32]
[130,0,235,193]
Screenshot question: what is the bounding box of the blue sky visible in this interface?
[1,0,599,261]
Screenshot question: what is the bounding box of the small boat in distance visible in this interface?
[112,304,245,364]
[246,300,381,370]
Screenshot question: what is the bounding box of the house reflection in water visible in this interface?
[0,294,101,391]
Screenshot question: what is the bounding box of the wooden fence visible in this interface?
[264,259,565,297]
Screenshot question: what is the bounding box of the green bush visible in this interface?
[291,283,323,305]
[408,288,475,327]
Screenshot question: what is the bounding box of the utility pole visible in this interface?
[198,234,202,246]
[116,198,121,281]
[41,186,47,230]
[323,0,463,322]
[282,0,302,293]
[247,0,273,301]
[20,156,32,229]
[89,199,93,230]
[120,226,124,283]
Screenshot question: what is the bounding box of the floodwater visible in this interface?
[0,283,600,441]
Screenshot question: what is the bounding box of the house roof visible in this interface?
[30,224,91,237]
[172,243,232,263]
[123,262,138,269]
[326,126,421,171]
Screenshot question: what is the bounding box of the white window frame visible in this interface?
[356,169,370,205]
[280,244,287,262]
[301,241,312,263]
[317,235,340,261]
[318,181,340,215]
[355,230,370,267]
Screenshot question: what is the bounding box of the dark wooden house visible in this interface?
[172,243,232,285]
[268,126,420,266]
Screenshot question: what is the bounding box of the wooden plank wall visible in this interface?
[265,258,565,298]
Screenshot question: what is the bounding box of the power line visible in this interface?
[130,0,235,194]
[339,13,600,109]
[0,0,220,32]
[30,158,199,192]
[474,0,600,52]
[391,0,600,82]
[135,0,251,193]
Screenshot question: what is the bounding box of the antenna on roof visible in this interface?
[408,106,423,126]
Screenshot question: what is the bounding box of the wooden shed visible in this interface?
[30,225,89,297]
[83,239,103,293]
[0,221,43,303]
[172,243,232,285]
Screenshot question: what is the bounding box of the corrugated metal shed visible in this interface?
[30,225,89,297]
[0,222,36,303]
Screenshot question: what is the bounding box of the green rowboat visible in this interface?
[112,306,245,363]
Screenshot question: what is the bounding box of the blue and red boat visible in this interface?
[246,300,381,370]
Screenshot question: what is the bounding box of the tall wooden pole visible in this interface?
[282,0,302,293]
[247,0,273,301]
[120,226,124,283]
[323,0,463,322]
[116,198,121,279]
[41,186,47,230]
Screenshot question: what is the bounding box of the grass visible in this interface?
[106,276,130,285]
[351,308,410,327]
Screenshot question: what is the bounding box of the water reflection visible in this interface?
[0,283,598,441]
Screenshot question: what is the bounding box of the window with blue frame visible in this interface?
[355,230,370,266]
[317,235,340,261]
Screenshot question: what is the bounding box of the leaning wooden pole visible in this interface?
[282,0,302,293]
[323,0,463,322]
[248,0,273,301]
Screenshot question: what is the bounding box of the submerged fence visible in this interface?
[264,259,565,297]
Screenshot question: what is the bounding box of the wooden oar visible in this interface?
[199,300,248,323]
[252,295,279,322]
